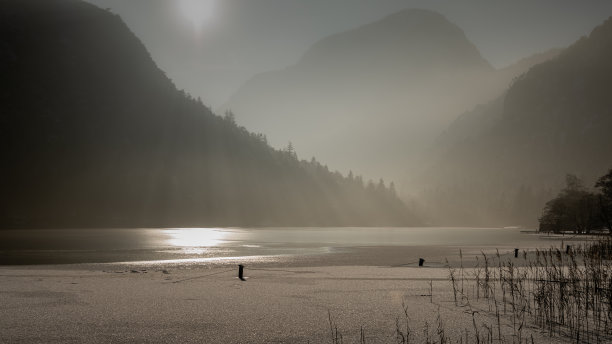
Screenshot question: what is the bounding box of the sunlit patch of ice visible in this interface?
[163,227,230,247]
[154,247,234,255]
[107,255,283,266]
[179,247,231,255]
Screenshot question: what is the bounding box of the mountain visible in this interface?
[417,17,612,226]
[496,48,562,84]
[221,9,543,182]
[0,0,416,228]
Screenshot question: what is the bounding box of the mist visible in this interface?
[3,0,611,227]
[85,0,612,226]
[85,0,612,109]
[6,0,606,228]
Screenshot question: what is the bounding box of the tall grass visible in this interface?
[326,238,612,343]
[457,238,612,343]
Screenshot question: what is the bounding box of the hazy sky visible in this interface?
[86,0,612,108]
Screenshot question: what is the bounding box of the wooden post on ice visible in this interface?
[238,264,245,281]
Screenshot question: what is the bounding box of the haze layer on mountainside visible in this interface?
[4,0,611,229]
[417,17,612,226]
[222,9,562,185]
[85,0,612,109]
[81,1,612,229]
[0,0,415,228]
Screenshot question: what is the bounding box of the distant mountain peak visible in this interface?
[298,8,492,72]
[378,8,464,31]
[221,8,520,182]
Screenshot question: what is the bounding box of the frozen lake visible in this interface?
[0,226,575,266]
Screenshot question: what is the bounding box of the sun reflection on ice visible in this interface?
[163,228,228,247]
[112,255,279,267]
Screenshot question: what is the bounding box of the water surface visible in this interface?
[0,227,553,265]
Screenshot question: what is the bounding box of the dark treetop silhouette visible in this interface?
[0,0,416,228]
[538,173,610,234]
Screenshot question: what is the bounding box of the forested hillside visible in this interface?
[0,0,415,228]
[418,17,612,226]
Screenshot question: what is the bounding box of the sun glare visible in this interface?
[163,228,227,247]
[178,0,216,33]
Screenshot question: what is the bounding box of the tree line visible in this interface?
[539,170,612,233]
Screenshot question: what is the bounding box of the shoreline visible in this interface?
[0,227,592,268]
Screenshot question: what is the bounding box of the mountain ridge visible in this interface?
[0,0,416,228]
[417,16,612,226]
[221,8,556,183]
[296,9,493,74]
